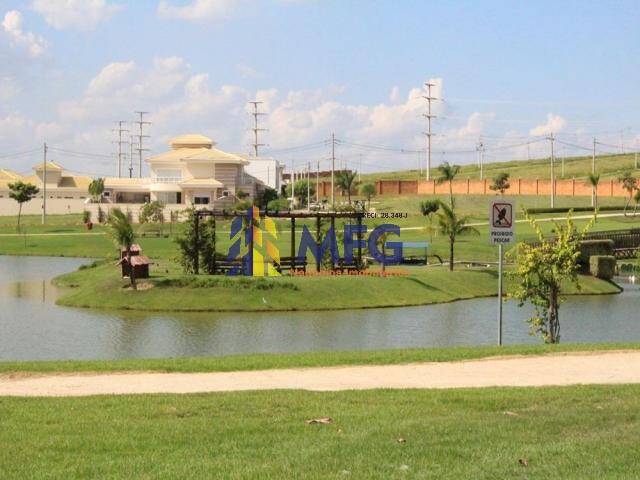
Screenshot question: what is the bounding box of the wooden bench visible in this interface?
[213,259,245,275]
[274,256,307,274]
[333,258,362,273]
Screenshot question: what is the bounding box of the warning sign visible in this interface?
[489,199,515,245]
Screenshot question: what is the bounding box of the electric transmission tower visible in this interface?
[249,101,267,157]
[112,121,129,178]
[422,81,439,181]
[134,111,151,178]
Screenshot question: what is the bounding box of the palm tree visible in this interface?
[587,173,600,209]
[336,171,358,205]
[360,183,376,210]
[618,171,638,216]
[108,208,137,290]
[419,199,440,243]
[436,162,461,207]
[437,200,479,271]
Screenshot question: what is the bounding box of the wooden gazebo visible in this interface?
[194,208,366,275]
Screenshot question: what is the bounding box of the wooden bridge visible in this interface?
[582,229,640,259]
[528,228,640,259]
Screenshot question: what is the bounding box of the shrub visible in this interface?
[255,187,279,209]
[267,198,290,212]
[97,206,106,223]
[525,206,626,214]
[589,255,616,280]
[578,239,614,272]
[232,200,253,212]
[82,210,91,224]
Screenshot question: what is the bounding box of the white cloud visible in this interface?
[157,0,242,22]
[30,0,122,30]
[236,63,261,79]
[2,10,46,57]
[86,61,136,96]
[529,113,566,136]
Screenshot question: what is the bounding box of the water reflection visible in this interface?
[0,256,638,362]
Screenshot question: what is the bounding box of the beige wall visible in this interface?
[0,198,86,216]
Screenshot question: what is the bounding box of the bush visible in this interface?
[255,187,279,209]
[267,198,290,212]
[589,255,616,280]
[232,200,253,212]
[525,206,626,214]
[578,239,614,273]
[82,210,91,224]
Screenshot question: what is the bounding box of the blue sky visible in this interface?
[1,0,639,176]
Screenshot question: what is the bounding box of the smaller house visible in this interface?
[120,244,142,260]
[118,254,151,279]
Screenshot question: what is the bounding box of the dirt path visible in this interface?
[2,351,639,397]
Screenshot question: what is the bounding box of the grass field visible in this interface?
[0,196,637,264]
[0,342,637,374]
[360,151,640,183]
[1,384,639,479]
[53,259,619,312]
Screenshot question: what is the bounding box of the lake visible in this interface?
[0,255,638,361]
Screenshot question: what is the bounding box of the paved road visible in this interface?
[1,351,639,397]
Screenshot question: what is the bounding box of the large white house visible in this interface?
[104,134,263,207]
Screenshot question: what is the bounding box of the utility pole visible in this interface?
[128,135,136,178]
[307,162,311,212]
[316,159,320,203]
[249,101,267,157]
[548,133,555,208]
[42,142,47,225]
[476,136,485,180]
[592,137,596,174]
[635,139,638,169]
[113,121,129,178]
[289,160,295,206]
[134,111,151,178]
[422,81,438,181]
[331,132,336,208]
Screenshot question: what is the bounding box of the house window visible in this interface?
[222,190,230,197]
[194,196,210,205]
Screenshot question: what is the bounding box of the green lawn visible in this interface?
[0,197,637,263]
[53,260,619,312]
[1,385,639,479]
[0,343,637,374]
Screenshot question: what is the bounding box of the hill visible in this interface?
[360,152,639,183]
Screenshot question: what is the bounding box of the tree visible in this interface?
[509,212,596,344]
[360,183,376,210]
[419,199,440,243]
[107,208,137,290]
[139,201,165,224]
[255,187,278,209]
[285,180,316,207]
[88,178,105,203]
[335,171,358,205]
[586,173,600,209]
[436,200,479,271]
[436,162,461,207]
[175,208,215,274]
[489,173,510,196]
[633,189,640,216]
[236,189,250,200]
[618,171,638,216]
[8,181,39,230]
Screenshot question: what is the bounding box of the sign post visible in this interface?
[489,199,516,345]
